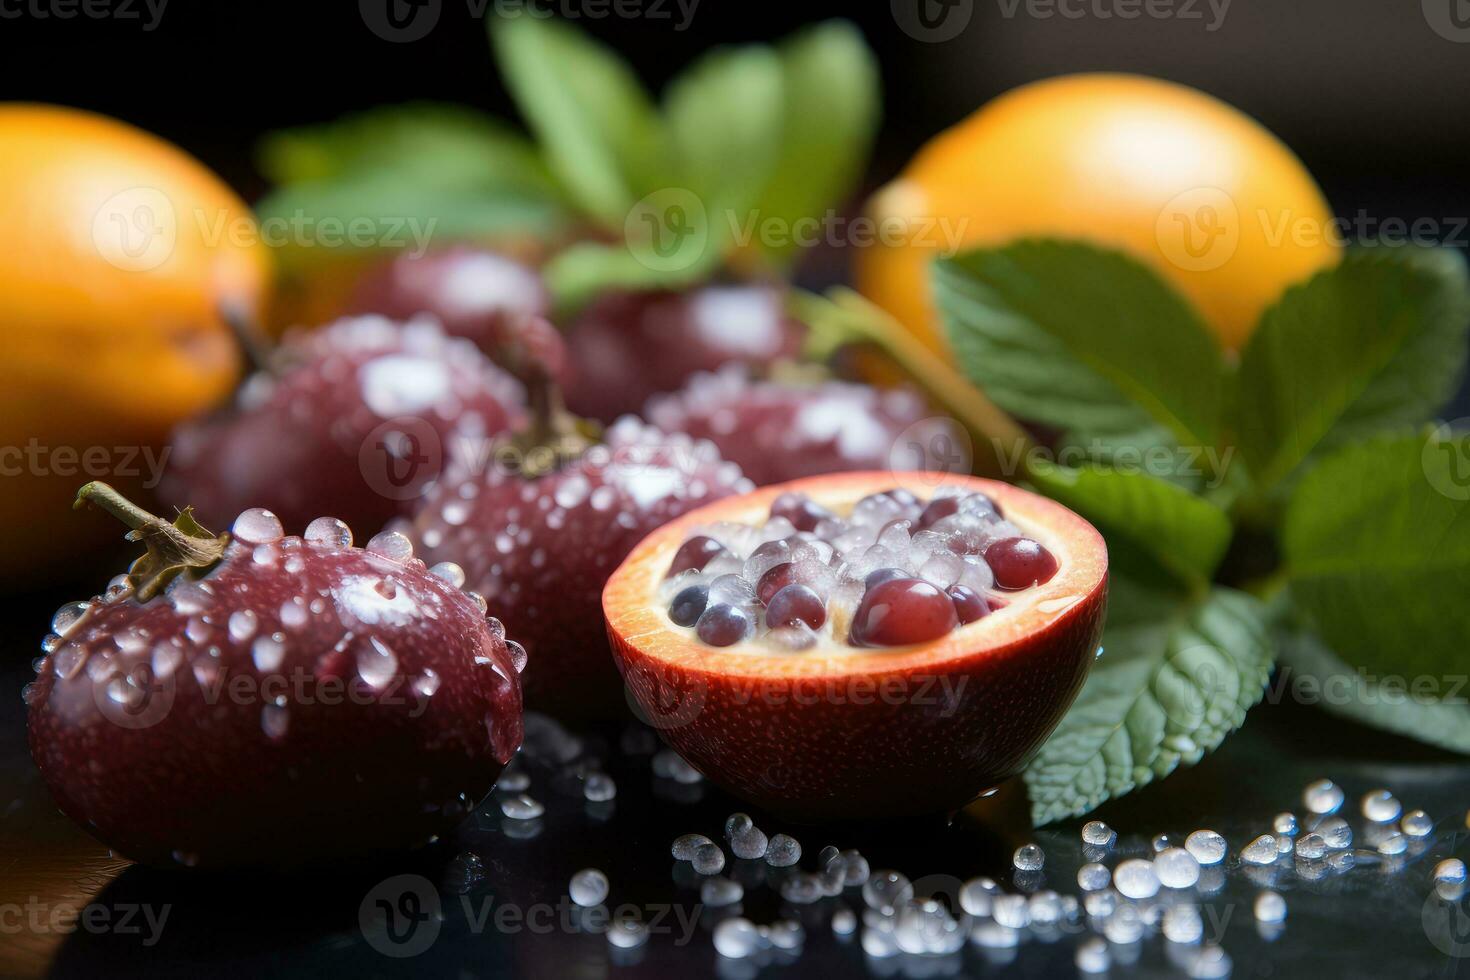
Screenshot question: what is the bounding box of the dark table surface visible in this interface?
[3,585,1468,980]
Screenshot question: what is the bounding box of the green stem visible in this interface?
[75,483,229,602]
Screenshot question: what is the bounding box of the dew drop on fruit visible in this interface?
[228,610,258,643]
[251,634,285,673]
[506,640,528,673]
[366,530,414,562]
[429,561,466,587]
[280,599,308,630]
[261,703,289,741]
[52,644,84,680]
[304,516,353,549]
[466,592,489,615]
[51,601,92,638]
[40,634,61,654]
[232,508,284,545]
[413,669,441,698]
[356,637,399,689]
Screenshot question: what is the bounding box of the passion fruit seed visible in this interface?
[696,604,753,647]
[766,585,827,631]
[985,536,1060,590]
[947,585,990,624]
[770,491,834,532]
[850,578,959,648]
[668,535,727,577]
[668,585,709,627]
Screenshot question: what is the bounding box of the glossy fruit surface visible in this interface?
[162,316,525,535]
[645,366,965,485]
[855,74,1339,352]
[605,472,1107,821]
[413,418,752,717]
[564,286,804,423]
[0,105,271,579]
[26,494,523,869]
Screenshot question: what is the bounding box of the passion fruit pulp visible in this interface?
[603,472,1108,821]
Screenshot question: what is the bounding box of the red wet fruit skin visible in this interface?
[413,418,751,717]
[604,472,1108,821]
[162,316,525,535]
[26,494,523,870]
[346,247,564,380]
[645,366,966,486]
[564,286,805,424]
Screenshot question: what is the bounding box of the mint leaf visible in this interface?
[751,20,879,265]
[1234,247,1470,496]
[256,103,556,199]
[543,238,714,312]
[935,240,1225,461]
[1282,429,1470,681]
[663,44,784,255]
[1027,459,1232,590]
[1277,622,1470,754]
[490,10,664,228]
[1025,581,1273,824]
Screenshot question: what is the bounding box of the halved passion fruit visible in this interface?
[603,472,1107,821]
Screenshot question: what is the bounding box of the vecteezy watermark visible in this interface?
[0,0,168,30]
[358,874,699,958]
[0,441,170,488]
[0,898,170,946]
[1423,0,1470,43]
[891,0,975,43]
[989,438,1238,490]
[1423,887,1470,957]
[91,188,437,272]
[1423,419,1470,501]
[993,0,1232,32]
[359,0,699,43]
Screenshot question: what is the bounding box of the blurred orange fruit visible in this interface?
[0,104,270,581]
[855,74,1340,353]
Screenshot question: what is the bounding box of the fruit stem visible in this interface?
[792,288,1035,478]
[74,483,229,602]
[220,300,276,376]
[511,371,602,479]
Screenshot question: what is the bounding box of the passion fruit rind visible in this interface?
[604,472,1108,821]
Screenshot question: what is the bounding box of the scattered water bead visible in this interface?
[971,921,1020,949]
[1241,834,1279,865]
[862,924,902,957]
[725,812,753,838]
[1435,859,1468,886]
[701,876,743,907]
[1361,788,1403,823]
[767,921,804,951]
[765,834,801,867]
[1187,944,1233,979]
[1377,832,1408,856]
[672,833,713,861]
[780,873,824,904]
[607,917,649,949]
[1103,906,1145,944]
[1028,890,1063,925]
[713,917,760,959]
[1081,820,1116,847]
[959,876,1000,915]
[1316,816,1352,849]
[1083,890,1117,919]
[862,870,914,915]
[1304,778,1345,815]
[500,794,544,820]
[366,530,414,562]
[991,894,1030,929]
[1329,851,1356,873]
[1272,812,1299,838]
[1114,859,1161,900]
[1013,843,1045,872]
[1402,810,1433,837]
[840,849,871,886]
[498,770,530,793]
[1254,890,1287,922]
[1152,833,1179,853]
[584,773,617,802]
[832,908,857,936]
[731,826,769,860]
[1185,829,1228,865]
[1155,848,1202,888]
[1077,863,1111,891]
[1162,904,1205,944]
[692,842,726,874]
[232,508,284,545]
[569,869,609,907]
[1295,833,1327,860]
[1076,936,1111,973]
[304,516,353,549]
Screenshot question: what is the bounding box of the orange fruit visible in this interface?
[855,74,1339,353]
[0,104,271,580]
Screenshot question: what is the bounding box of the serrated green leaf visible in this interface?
[749,20,879,265]
[1276,622,1470,754]
[1025,582,1273,825]
[935,240,1226,461]
[1282,429,1470,681]
[1234,246,1470,496]
[1027,458,1232,590]
[490,9,665,227]
[663,44,784,255]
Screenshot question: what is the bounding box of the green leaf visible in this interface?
[749,20,879,265]
[490,9,665,228]
[1234,247,1470,495]
[663,44,785,255]
[543,238,715,313]
[1277,621,1470,755]
[935,240,1226,460]
[1025,581,1274,825]
[256,102,557,199]
[1027,458,1232,590]
[1282,429,1470,681]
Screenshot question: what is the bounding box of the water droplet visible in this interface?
[1076,936,1110,973]
[1013,842,1044,871]
[51,601,92,637]
[713,917,759,958]
[506,641,527,673]
[671,833,712,861]
[413,668,441,698]
[831,908,857,936]
[1186,829,1227,865]
[1303,778,1344,815]
[1361,788,1402,823]
[429,561,466,587]
[251,635,286,672]
[1241,834,1279,865]
[1316,815,1352,849]
[1377,831,1407,856]
[569,868,609,907]
[731,825,768,860]
[1295,833,1327,860]
[232,508,284,545]
[1081,819,1115,847]
[261,703,289,740]
[1402,809,1433,837]
[607,918,648,949]
[366,530,414,562]
[691,842,725,875]
[1077,862,1111,891]
[765,833,801,867]
[304,517,353,549]
[700,876,742,908]
[1272,812,1299,837]
[501,794,544,820]
[356,637,398,689]
[228,609,258,643]
[862,870,913,915]
[1435,858,1467,886]
[1162,904,1203,944]
[1254,890,1286,922]
[1188,944,1233,979]
[584,773,616,802]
